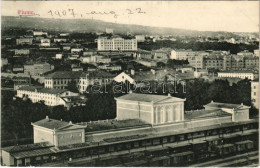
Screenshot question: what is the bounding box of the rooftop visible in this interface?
[18,86,68,94]
[184,109,232,120]
[81,70,115,78]
[45,71,82,79]
[218,71,255,74]
[204,101,250,110]
[116,93,185,103]
[32,117,86,130]
[2,142,52,153]
[79,119,150,133]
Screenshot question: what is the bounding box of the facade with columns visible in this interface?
[115,93,185,125]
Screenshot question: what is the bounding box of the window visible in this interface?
[254,92,256,96]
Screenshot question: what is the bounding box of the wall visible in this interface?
[234,109,249,122]
[1,150,15,166]
[116,100,153,124]
[33,127,54,145]
[55,129,85,146]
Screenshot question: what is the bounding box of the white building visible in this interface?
[15,49,30,55]
[79,71,114,93]
[33,31,48,36]
[54,38,67,43]
[97,37,137,51]
[71,48,83,53]
[170,49,196,60]
[56,53,63,59]
[218,71,256,80]
[40,39,51,47]
[17,86,80,106]
[32,116,86,147]
[16,38,33,45]
[115,93,186,125]
[251,81,259,109]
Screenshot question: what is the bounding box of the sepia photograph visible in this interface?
[0,1,259,167]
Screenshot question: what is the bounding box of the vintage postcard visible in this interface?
[1,1,259,167]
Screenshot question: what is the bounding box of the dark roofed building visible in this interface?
[16,86,84,107]
[44,71,82,89]
[79,70,115,93]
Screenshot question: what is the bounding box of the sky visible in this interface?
[1,1,259,32]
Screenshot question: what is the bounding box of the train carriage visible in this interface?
[214,144,235,156]
[235,140,254,152]
[148,156,170,167]
[144,146,169,157]
[123,159,148,167]
[169,151,194,166]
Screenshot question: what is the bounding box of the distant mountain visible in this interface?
[1,16,257,37]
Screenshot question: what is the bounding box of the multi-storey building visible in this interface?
[254,49,259,57]
[44,71,82,89]
[16,38,33,45]
[188,54,204,69]
[203,55,224,70]
[33,31,48,36]
[54,38,67,43]
[237,50,254,57]
[251,81,259,109]
[244,56,259,69]
[170,49,196,60]
[24,63,53,76]
[218,71,256,80]
[16,86,81,106]
[79,71,115,93]
[14,49,30,55]
[97,36,137,51]
[152,49,170,60]
[40,39,51,47]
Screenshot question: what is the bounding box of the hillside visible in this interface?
[2,16,258,38]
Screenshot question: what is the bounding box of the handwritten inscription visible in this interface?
[18,10,40,16]
[47,8,146,18]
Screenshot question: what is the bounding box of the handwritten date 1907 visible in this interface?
[47,8,146,18]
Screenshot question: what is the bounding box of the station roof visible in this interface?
[204,102,250,110]
[2,142,51,153]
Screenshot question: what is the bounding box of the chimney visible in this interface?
[241,103,243,106]
[35,88,38,92]
[168,93,171,97]
[131,69,135,76]
[69,121,72,125]
[46,116,49,120]
[164,69,167,72]
[60,119,63,121]
[211,100,214,103]
[129,90,133,94]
